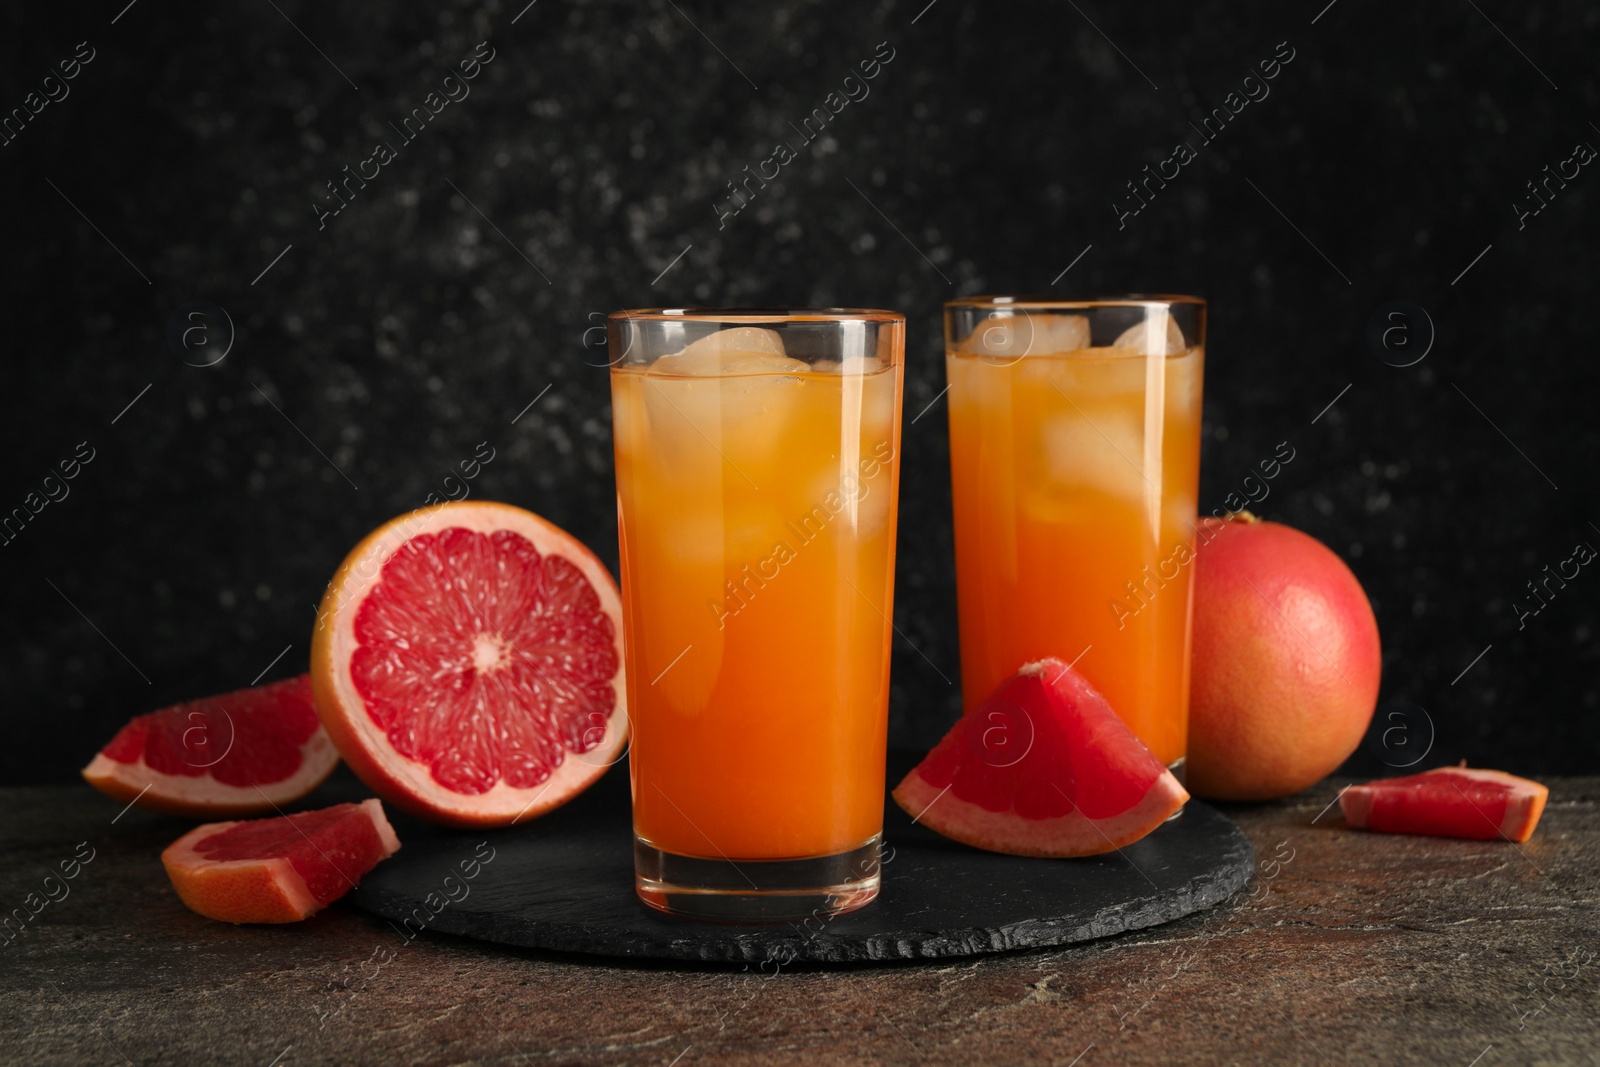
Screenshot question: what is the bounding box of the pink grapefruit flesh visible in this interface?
[312,501,627,828]
[893,659,1189,857]
[161,799,401,923]
[1339,766,1548,842]
[82,674,338,819]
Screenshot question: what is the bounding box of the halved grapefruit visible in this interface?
[311,501,627,827]
[893,660,1189,857]
[1339,765,1548,842]
[161,799,401,923]
[82,674,339,818]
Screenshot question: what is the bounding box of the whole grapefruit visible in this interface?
[1186,513,1381,800]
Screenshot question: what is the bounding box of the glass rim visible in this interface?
[946,294,1205,310]
[609,307,904,324]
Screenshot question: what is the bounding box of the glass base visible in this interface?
[1167,756,1187,821]
[634,834,881,923]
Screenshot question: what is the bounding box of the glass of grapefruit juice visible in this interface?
[608,308,905,921]
[943,297,1205,775]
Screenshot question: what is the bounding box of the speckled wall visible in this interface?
[5,1,1596,782]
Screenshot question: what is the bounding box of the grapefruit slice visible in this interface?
[82,674,339,818]
[1339,765,1548,842]
[161,799,401,923]
[893,660,1189,857]
[311,501,627,827]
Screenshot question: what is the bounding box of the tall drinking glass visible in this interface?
[943,297,1205,777]
[608,308,905,921]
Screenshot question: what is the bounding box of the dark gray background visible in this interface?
[4,0,1596,783]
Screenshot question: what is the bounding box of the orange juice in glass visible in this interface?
[943,298,1204,773]
[608,308,904,921]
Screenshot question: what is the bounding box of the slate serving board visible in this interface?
[351,766,1254,965]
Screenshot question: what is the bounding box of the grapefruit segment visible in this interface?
[161,799,401,923]
[893,660,1189,857]
[1339,766,1548,842]
[312,501,627,827]
[82,674,338,818]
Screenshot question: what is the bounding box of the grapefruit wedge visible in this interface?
[162,799,400,923]
[82,674,339,818]
[893,660,1189,857]
[1339,765,1548,842]
[312,501,627,827]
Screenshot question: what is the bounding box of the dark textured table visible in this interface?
[3,775,1596,1065]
